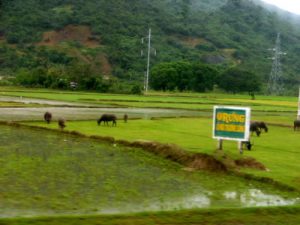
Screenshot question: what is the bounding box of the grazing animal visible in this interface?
[242,141,253,150]
[58,118,66,130]
[123,114,128,123]
[250,122,261,137]
[97,114,117,126]
[294,120,300,131]
[257,121,268,133]
[44,111,52,124]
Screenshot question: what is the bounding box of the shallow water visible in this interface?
[0,96,208,121]
[0,106,205,122]
[0,125,299,218]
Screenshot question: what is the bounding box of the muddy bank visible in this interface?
[1,121,264,174]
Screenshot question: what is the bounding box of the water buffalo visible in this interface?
[250,122,261,137]
[242,141,253,150]
[58,118,66,130]
[257,121,268,133]
[97,114,117,126]
[123,114,128,123]
[250,121,268,136]
[294,120,300,131]
[44,111,52,124]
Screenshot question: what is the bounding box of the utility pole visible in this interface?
[267,33,286,95]
[145,28,151,93]
[141,28,155,93]
[298,87,300,120]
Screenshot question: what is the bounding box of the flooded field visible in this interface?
[0,95,205,121]
[1,125,299,218]
[0,106,205,121]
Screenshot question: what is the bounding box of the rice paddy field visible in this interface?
[1,87,300,225]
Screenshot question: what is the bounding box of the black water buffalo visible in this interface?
[242,141,253,150]
[58,118,66,130]
[250,122,261,137]
[294,120,300,131]
[123,114,128,123]
[250,121,268,136]
[97,114,117,126]
[44,111,52,124]
[257,121,268,133]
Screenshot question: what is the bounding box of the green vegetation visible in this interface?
[1,88,300,224]
[2,125,298,217]
[2,207,300,225]
[1,0,300,93]
[0,87,298,112]
[151,61,219,92]
[25,117,300,190]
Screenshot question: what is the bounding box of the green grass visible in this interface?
[24,117,300,190]
[3,124,299,219]
[1,207,300,225]
[0,87,298,112]
[2,87,300,224]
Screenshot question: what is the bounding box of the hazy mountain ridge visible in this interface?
[0,0,300,92]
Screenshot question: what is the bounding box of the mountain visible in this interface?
[1,0,300,93]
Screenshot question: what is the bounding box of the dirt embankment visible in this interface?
[37,25,100,48]
[2,121,267,173]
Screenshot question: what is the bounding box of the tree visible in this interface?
[151,63,178,91]
[190,64,219,92]
[150,61,218,92]
[219,68,261,98]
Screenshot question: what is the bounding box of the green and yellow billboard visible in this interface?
[213,106,251,141]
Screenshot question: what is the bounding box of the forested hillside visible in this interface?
[1,0,300,94]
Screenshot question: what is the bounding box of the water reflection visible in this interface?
[224,189,300,207]
[0,107,203,121]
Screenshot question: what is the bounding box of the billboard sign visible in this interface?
[213,106,251,141]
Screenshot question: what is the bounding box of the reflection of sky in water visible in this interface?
[88,190,300,214]
[0,96,209,121]
[224,189,300,207]
[98,194,211,214]
[0,107,201,121]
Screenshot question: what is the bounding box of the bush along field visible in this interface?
[1,88,300,224]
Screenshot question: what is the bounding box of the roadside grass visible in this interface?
[25,117,300,190]
[1,206,300,225]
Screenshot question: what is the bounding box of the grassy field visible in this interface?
[25,117,300,190]
[2,207,300,225]
[2,125,299,216]
[0,87,298,112]
[1,87,300,224]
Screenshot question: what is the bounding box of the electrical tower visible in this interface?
[267,33,286,95]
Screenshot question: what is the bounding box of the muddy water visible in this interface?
[0,96,205,121]
[0,125,299,218]
[0,96,92,106]
[0,107,204,121]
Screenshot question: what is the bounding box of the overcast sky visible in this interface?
[262,0,300,15]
